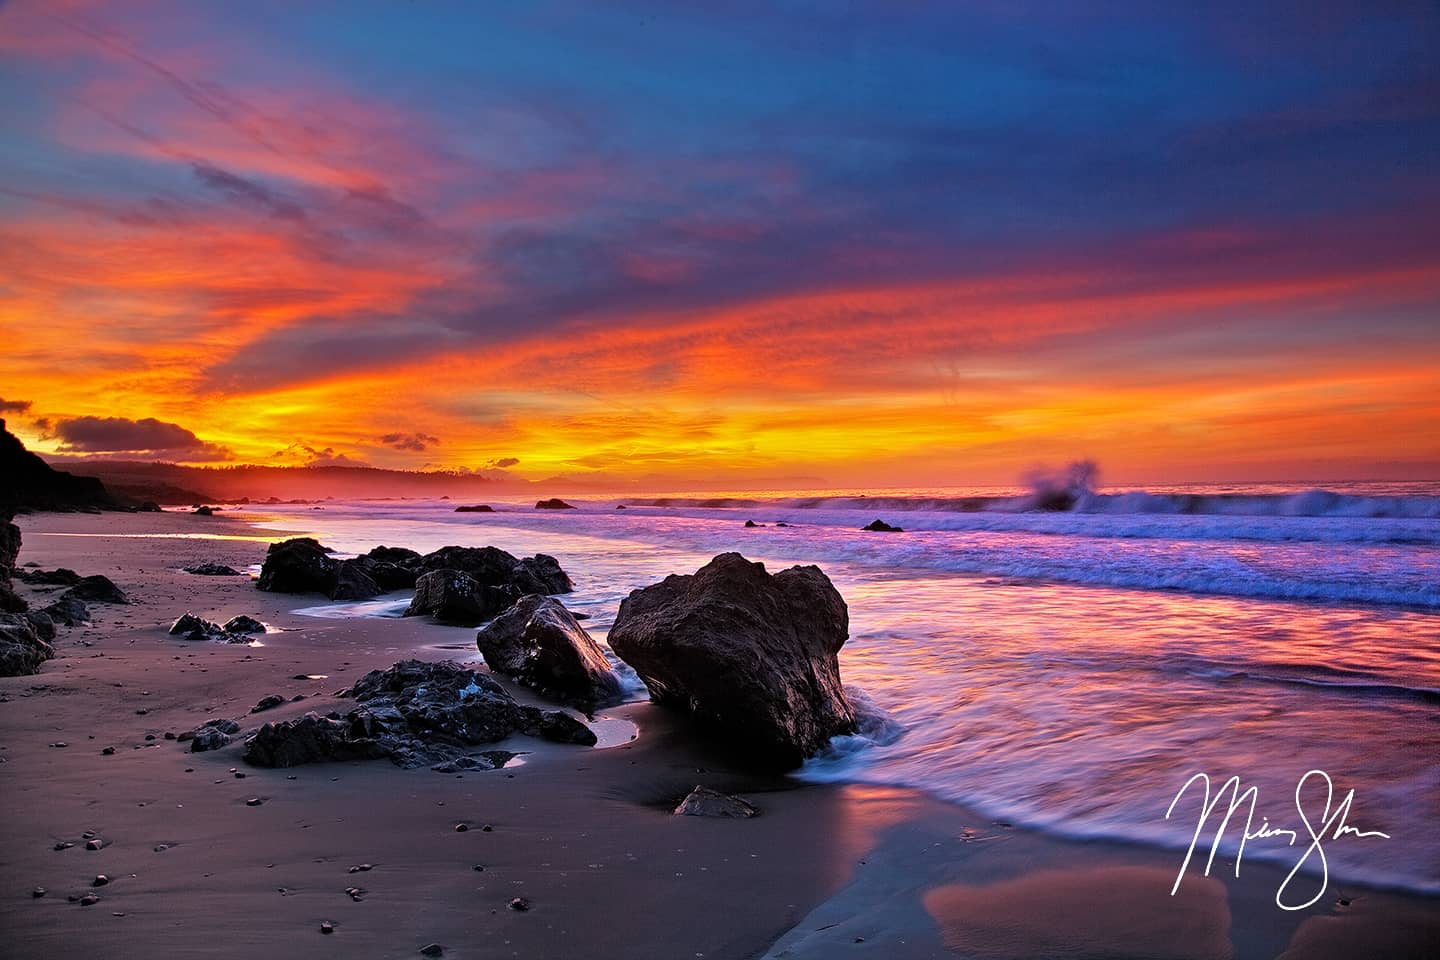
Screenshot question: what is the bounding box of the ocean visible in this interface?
[237,482,1440,899]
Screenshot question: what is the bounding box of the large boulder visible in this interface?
[0,613,55,677]
[42,595,89,626]
[607,553,856,770]
[242,659,595,769]
[256,539,383,600]
[257,538,337,594]
[475,596,624,710]
[405,570,519,626]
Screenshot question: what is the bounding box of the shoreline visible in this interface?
[1,510,1435,958]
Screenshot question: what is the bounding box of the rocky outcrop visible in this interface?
[223,615,266,634]
[607,553,856,770]
[475,596,624,710]
[328,559,381,600]
[861,519,903,532]
[0,516,24,613]
[256,538,338,594]
[535,498,576,510]
[454,504,494,513]
[405,570,519,626]
[169,613,262,642]
[0,419,118,513]
[0,612,55,676]
[242,659,595,769]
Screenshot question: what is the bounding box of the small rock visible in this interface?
[32,887,46,898]
[348,863,374,873]
[250,694,286,713]
[246,797,264,806]
[420,944,445,957]
[508,897,530,911]
[345,886,365,902]
[92,875,110,887]
[481,824,493,832]
[101,746,115,755]
[320,921,335,935]
[861,518,903,532]
[673,785,759,818]
[85,839,104,851]
[454,823,468,833]
[472,864,485,872]
[79,894,100,906]
[54,841,74,851]
[48,741,67,748]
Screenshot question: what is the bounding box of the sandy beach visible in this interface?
[2,511,1436,960]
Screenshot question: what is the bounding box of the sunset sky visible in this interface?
[2,1,1437,488]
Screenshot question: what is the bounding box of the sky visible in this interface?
[1,0,1437,488]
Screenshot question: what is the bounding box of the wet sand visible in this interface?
[2,511,1435,959]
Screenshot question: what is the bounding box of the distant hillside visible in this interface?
[41,459,521,504]
[0,418,119,513]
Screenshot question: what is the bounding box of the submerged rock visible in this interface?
[0,613,56,677]
[475,596,623,710]
[861,519,903,532]
[242,659,595,769]
[454,504,494,513]
[534,498,576,510]
[607,552,856,770]
[673,786,759,818]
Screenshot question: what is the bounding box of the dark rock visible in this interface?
[534,498,575,510]
[744,520,761,528]
[32,887,46,898]
[329,559,381,600]
[0,518,17,576]
[101,746,115,755]
[674,785,759,818]
[0,613,56,676]
[367,545,422,566]
[0,582,25,614]
[64,575,128,604]
[454,505,494,513]
[24,610,56,641]
[139,501,162,512]
[246,797,264,806]
[615,504,627,510]
[15,567,81,585]
[184,563,242,576]
[169,613,223,640]
[607,552,856,770]
[861,519,903,532]
[42,595,90,626]
[420,944,445,957]
[242,659,595,768]
[251,694,286,713]
[454,823,469,832]
[512,554,573,594]
[223,615,266,634]
[475,596,623,710]
[508,897,530,911]
[256,538,336,594]
[79,893,100,906]
[320,921,335,935]
[775,522,789,528]
[363,560,417,591]
[92,874,110,887]
[190,727,232,752]
[85,839,104,851]
[256,538,381,600]
[193,505,215,516]
[405,570,518,626]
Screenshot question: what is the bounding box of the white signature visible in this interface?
[1165,769,1390,910]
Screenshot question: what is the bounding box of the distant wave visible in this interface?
[626,489,1440,520]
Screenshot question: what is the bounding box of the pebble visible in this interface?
[508,897,530,912]
[79,894,100,906]
[32,887,46,898]
[246,797,264,807]
[320,921,335,935]
[234,772,247,779]
[135,709,147,715]
[154,844,170,852]
[454,823,468,833]
[54,841,75,851]
[85,839,104,851]
[92,875,110,887]
[420,944,445,957]
[345,887,366,902]
[48,742,68,748]
[481,824,493,832]
[101,746,115,756]
[348,864,374,873]
[472,864,485,872]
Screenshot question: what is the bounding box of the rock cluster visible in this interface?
[168,614,259,643]
[256,538,572,614]
[608,553,856,770]
[242,659,595,769]
[0,612,55,677]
